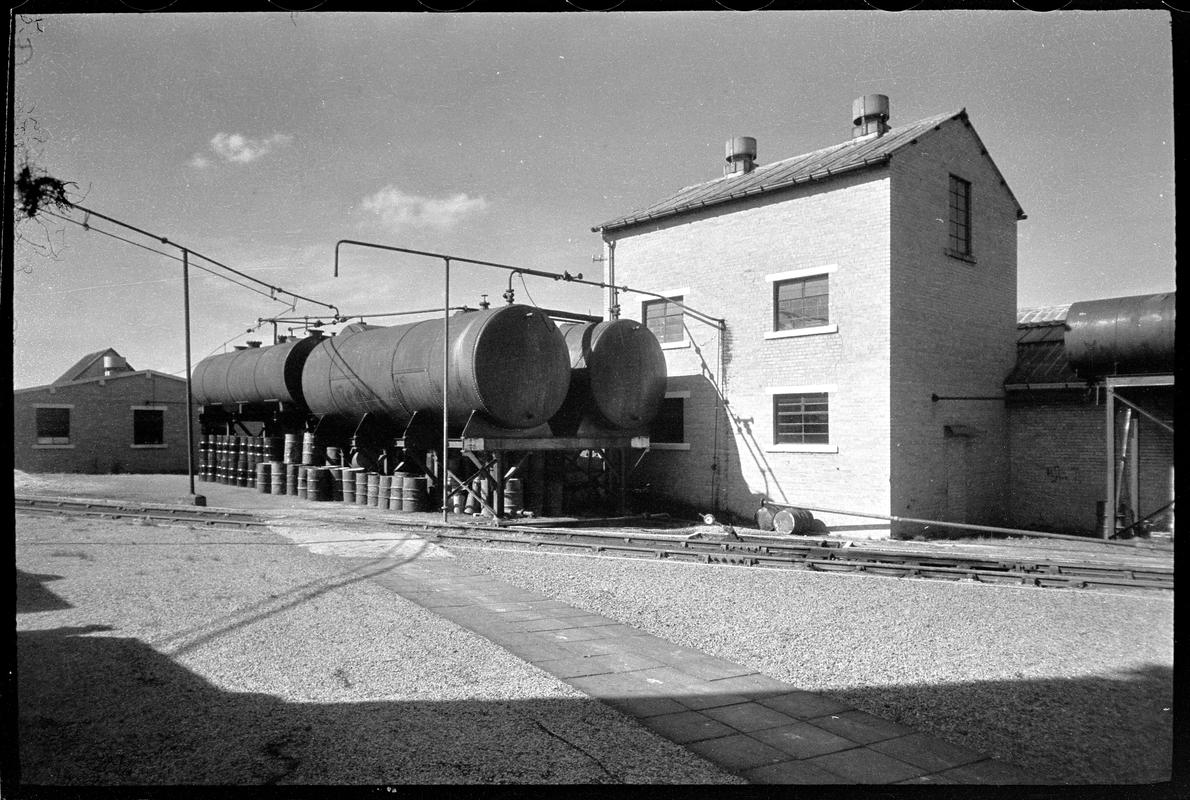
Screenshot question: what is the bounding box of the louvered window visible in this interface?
[773,393,829,445]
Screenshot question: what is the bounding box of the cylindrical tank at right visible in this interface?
[1065,292,1176,377]
[553,319,668,433]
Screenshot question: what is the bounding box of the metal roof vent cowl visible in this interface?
[852,94,890,138]
[724,136,757,175]
[102,354,129,376]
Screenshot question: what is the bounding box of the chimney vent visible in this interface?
[852,94,890,138]
[103,354,128,376]
[724,136,757,175]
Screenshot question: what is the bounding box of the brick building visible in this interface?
[14,348,196,474]
[1006,302,1175,535]
[593,97,1025,536]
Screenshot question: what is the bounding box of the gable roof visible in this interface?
[53,348,123,384]
[594,109,1026,234]
[16,368,186,396]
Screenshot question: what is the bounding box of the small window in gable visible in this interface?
[948,174,972,257]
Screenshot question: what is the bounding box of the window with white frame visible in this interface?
[132,407,166,446]
[772,392,829,445]
[643,295,685,344]
[35,405,72,445]
[765,266,837,339]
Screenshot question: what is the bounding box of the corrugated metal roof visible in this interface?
[1017,304,1071,327]
[593,109,1025,232]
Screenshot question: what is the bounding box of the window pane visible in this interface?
[775,276,829,331]
[949,175,971,255]
[133,409,165,445]
[36,407,70,444]
[773,393,829,444]
[644,296,684,343]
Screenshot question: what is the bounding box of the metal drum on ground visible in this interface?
[302,432,324,466]
[503,477,524,516]
[355,472,369,505]
[308,467,328,501]
[270,461,286,495]
[390,472,409,512]
[773,507,814,535]
[256,462,271,493]
[296,467,308,499]
[756,506,776,531]
[287,463,300,496]
[341,468,360,503]
[378,475,393,510]
[366,473,380,507]
[401,476,427,512]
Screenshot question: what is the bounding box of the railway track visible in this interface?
[16,496,1173,592]
[418,525,1175,593]
[14,496,269,530]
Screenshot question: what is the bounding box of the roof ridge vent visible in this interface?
[852,94,890,138]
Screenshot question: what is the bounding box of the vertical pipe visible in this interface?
[1128,418,1139,528]
[182,249,196,499]
[442,257,450,523]
[1103,385,1115,538]
[607,239,618,320]
[1114,406,1133,519]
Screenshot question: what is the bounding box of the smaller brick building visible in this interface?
[13,348,196,474]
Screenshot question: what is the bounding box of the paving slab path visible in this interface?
[369,556,1054,785]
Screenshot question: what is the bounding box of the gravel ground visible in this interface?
[447,545,1174,785]
[15,511,741,785]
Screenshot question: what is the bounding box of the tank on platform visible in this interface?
[299,304,572,430]
[1065,292,1176,377]
[191,335,322,407]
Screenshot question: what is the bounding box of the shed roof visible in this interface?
[1005,305,1082,388]
[593,109,1026,233]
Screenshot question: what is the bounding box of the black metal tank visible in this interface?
[553,319,667,432]
[1065,292,1176,377]
[299,304,571,429]
[191,336,322,407]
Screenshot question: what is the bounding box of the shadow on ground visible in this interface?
[14,623,1173,786]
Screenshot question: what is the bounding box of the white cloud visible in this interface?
[209,132,293,164]
[361,185,490,231]
[189,154,213,169]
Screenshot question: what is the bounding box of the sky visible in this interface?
[11,11,1175,388]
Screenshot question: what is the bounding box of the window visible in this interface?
[651,396,685,444]
[774,275,829,331]
[948,174,972,256]
[643,296,685,344]
[132,408,165,446]
[35,406,71,445]
[773,393,829,445]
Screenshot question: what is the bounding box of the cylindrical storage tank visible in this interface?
[191,335,322,408]
[504,477,524,516]
[1065,293,1176,377]
[773,508,814,535]
[300,305,571,429]
[270,461,286,495]
[402,476,427,512]
[555,320,667,431]
[256,462,271,493]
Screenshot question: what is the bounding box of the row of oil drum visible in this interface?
[247,462,432,511]
[191,305,669,435]
[198,433,351,486]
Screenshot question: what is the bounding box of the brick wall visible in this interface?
[1008,388,1175,534]
[888,118,1020,531]
[14,373,197,474]
[606,169,893,528]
